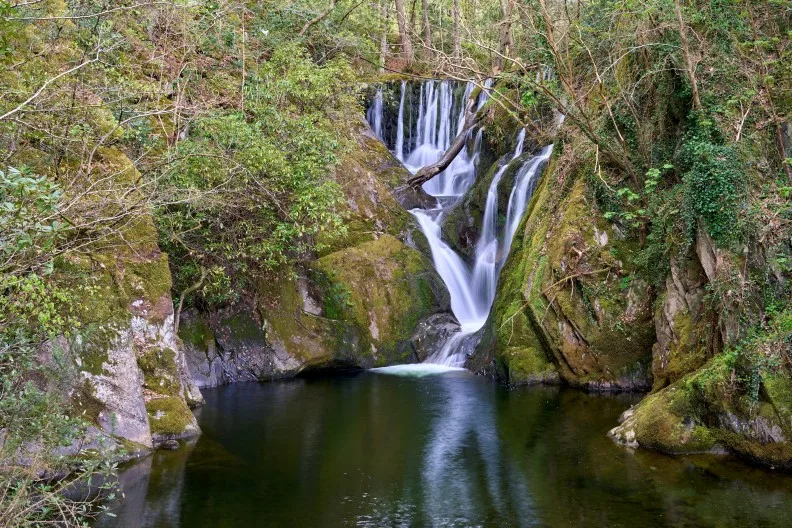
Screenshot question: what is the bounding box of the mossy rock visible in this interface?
[312,234,444,364]
[146,396,196,437]
[179,317,215,352]
[138,348,182,397]
[612,349,792,468]
[474,144,655,390]
[611,382,719,454]
[256,272,359,369]
[318,118,418,256]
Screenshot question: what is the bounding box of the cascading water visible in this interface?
[367,87,383,138]
[367,79,553,369]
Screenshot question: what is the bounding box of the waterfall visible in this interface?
[367,80,553,368]
[395,81,406,159]
[502,145,554,258]
[367,87,383,138]
[477,78,493,111]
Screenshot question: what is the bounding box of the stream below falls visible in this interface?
[100,371,792,527]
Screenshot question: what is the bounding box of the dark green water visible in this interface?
[100,369,792,527]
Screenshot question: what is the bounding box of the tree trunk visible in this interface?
[408,94,481,188]
[422,0,431,50]
[380,0,388,74]
[453,0,461,58]
[495,0,515,73]
[394,0,414,66]
[674,0,701,111]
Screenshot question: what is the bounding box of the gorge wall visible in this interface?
[465,115,792,468]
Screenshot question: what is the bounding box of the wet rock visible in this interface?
[159,439,180,451]
[410,313,461,362]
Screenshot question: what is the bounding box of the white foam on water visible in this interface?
[369,363,470,377]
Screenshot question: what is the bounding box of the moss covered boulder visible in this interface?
[311,234,447,365]
[55,148,202,449]
[320,117,434,254]
[470,147,656,389]
[610,315,792,468]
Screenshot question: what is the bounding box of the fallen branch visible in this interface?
[407,93,483,188]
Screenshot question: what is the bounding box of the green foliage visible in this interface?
[679,120,745,247]
[157,44,352,307]
[0,166,63,275]
[692,307,792,412]
[603,164,674,234]
[0,1,19,61]
[0,276,112,527]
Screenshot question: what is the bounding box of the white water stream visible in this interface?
[367,80,552,369]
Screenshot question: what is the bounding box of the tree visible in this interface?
[453,0,461,58]
[495,0,515,72]
[380,0,389,73]
[422,0,432,51]
[394,0,414,66]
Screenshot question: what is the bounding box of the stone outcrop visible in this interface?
[469,147,656,389]
[609,223,792,467]
[58,149,202,451]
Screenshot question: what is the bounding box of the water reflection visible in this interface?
[98,373,792,528]
[421,372,536,527]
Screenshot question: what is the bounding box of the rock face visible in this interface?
[609,348,792,469]
[181,118,453,384]
[59,148,202,450]
[469,148,656,390]
[609,226,792,468]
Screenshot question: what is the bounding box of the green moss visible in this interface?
[629,384,718,453]
[76,324,117,375]
[179,318,215,351]
[146,396,195,436]
[222,313,265,343]
[137,348,181,397]
[505,346,558,385]
[764,374,792,424]
[479,145,656,389]
[316,120,413,256]
[313,235,439,360]
[124,253,173,306]
[658,311,709,387]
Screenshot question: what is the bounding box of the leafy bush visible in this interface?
[156,44,353,306]
[679,121,745,247]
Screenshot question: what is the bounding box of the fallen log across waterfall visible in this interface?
[407,91,484,189]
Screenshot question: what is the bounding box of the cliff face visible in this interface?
[179,119,451,387]
[469,142,656,390]
[52,148,202,451]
